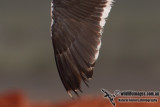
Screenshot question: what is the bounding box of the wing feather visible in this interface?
[51,0,113,96]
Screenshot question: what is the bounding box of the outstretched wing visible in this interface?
[51,0,113,96]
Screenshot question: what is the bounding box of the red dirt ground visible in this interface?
[0,91,159,107]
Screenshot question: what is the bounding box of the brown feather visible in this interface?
[51,0,113,96]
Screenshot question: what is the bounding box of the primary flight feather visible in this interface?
[51,0,113,97]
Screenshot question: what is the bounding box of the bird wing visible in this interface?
[51,0,113,96]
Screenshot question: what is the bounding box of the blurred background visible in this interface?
[0,0,160,101]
